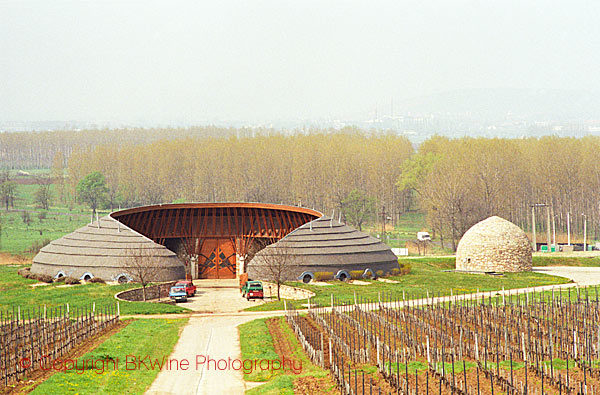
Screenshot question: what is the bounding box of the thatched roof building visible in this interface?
[456,216,532,273]
[247,216,398,282]
[31,216,185,282]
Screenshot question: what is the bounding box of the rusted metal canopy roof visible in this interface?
[110,203,321,242]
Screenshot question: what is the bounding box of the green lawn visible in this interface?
[0,179,111,256]
[238,318,281,382]
[0,208,107,256]
[532,255,600,266]
[245,258,570,311]
[240,317,334,394]
[0,265,187,316]
[30,318,187,394]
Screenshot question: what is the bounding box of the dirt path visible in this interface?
[0,253,29,265]
[145,312,278,395]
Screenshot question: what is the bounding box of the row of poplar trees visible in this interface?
[4,127,600,250]
[67,131,415,226]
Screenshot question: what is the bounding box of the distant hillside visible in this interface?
[396,88,600,121]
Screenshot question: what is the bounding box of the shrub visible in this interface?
[21,211,32,226]
[398,262,411,276]
[26,238,52,254]
[362,269,375,279]
[54,275,65,282]
[313,271,334,281]
[34,274,53,283]
[89,277,106,284]
[350,270,364,280]
[390,268,400,275]
[17,267,32,278]
[376,270,384,277]
[64,277,80,285]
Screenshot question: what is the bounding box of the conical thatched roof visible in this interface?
[456,216,532,272]
[31,216,185,281]
[247,216,398,281]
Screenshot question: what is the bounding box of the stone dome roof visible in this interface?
[31,216,185,281]
[456,216,532,272]
[247,216,398,281]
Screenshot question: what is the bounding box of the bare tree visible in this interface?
[254,244,297,301]
[34,178,52,210]
[122,246,166,301]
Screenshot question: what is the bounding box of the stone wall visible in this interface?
[456,216,532,273]
[115,282,176,302]
[261,282,315,300]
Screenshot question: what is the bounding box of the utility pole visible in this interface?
[551,205,556,247]
[531,203,549,252]
[531,206,536,251]
[546,205,551,252]
[583,214,587,252]
[381,205,387,237]
[567,212,571,245]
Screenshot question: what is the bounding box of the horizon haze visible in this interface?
[1,1,600,129]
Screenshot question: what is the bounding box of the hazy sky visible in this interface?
[1,0,599,124]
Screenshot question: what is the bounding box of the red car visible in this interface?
[174,280,196,297]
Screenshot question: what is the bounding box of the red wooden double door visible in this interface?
[197,239,236,279]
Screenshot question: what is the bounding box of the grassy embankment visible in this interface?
[0,265,186,315]
[29,318,187,394]
[239,317,334,394]
[245,257,570,311]
[0,179,107,256]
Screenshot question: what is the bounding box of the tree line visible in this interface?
[66,131,414,226]
[0,126,266,169]
[3,127,600,250]
[400,135,600,249]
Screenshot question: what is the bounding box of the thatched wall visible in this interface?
[248,216,398,281]
[31,216,185,282]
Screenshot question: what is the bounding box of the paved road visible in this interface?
[145,266,600,395]
[532,265,600,286]
[146,280,276,395]
[146,313,275,395]
[182,279,267,313]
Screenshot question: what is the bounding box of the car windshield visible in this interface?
[175,282,187,286]
[172,287,185,292]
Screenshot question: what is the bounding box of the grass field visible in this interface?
[0,265,186,315]
[364,211,453,254]
[238,318,281,382]
[30,318,188,395]
[245,258,570,311]
[532,255,600,266]
[240,317,334,394]
[0,179,110,256]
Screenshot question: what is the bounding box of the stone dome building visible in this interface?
[456,216,532,273]
[248,216,399,282]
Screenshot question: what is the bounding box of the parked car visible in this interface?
[169,285,188,303]
[417,231,431,241]
[174,280,196,297]
[241,280,264,300]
